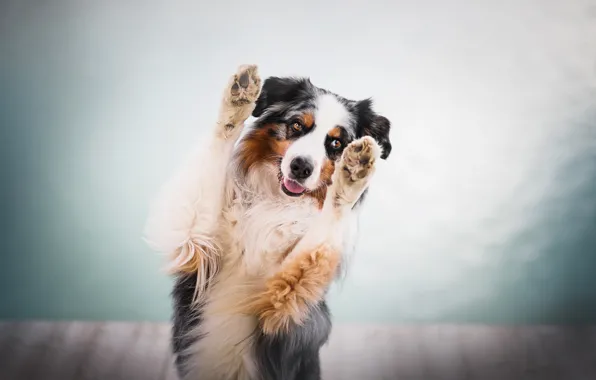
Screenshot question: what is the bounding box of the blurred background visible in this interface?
[1,0,595,324]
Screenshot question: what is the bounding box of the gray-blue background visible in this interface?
[1,0,595,323]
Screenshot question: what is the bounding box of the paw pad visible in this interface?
[341,136,379,182]
[229,65,261,106]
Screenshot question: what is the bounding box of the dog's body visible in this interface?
[145,65,391,380]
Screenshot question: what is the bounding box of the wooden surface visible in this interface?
[0,322,595,380]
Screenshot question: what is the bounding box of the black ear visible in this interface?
[355,99,393,159]
[252,76,313,117]
[368,115,392,159]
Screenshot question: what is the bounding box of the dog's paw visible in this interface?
[341,136,379,182]
[218,64,262,139]
[332,136,380,207]
[226,64,261,107]
[244,246,340,335]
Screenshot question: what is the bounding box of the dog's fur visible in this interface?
[144,65,392,380]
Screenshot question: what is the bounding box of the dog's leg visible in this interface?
[254,300,331,380]
[144,65,261,294]
[247,136,381,335]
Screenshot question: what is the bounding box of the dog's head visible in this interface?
[235,76,392,204]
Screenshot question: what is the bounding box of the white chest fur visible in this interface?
[227,193,321,276]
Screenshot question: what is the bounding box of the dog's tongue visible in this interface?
[283,177,305,194]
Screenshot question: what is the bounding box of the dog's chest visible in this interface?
[227,196,319,274]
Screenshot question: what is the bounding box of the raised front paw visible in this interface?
[218,64,262,139]
[332,136,381,207]
[244,246,340,335]
[227,64,261,106]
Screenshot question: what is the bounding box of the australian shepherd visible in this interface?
[144,64,392,380]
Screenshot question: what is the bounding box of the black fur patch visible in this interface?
[172,274,204,378]
[355,99,392,159]
[254,302,332,380]
[252,77,316,118]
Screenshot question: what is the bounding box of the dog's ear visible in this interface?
[355,99,392,160]
[366,115,392,160]
[252,76,313,117]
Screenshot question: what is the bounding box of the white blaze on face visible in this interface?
[281,94,353,190]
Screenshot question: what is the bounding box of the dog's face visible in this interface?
[236,77,392,204]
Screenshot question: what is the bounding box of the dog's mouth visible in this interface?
[281,177,306,197]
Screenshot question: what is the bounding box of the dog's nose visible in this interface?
[290,156,314,180]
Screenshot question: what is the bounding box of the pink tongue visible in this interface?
[283,178,305,194]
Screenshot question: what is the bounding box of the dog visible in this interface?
[144,64,392,380]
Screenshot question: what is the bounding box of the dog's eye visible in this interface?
[330,139,342,150]
[291,122,303,132]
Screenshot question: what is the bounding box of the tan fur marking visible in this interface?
[272,137,290,156]
[305,158,335,209]
[236,125,289,174]
[328,126,342,138]
[172,249,201,274]
[301,113,315,128]
[320,158,336,184]
[245,245,341,335]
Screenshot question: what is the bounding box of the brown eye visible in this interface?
[330,139,342,149]
[291,122,303,132]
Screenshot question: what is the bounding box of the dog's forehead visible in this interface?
[285,93,355,128]
[314,94,354,131]
[258,79,362,139]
